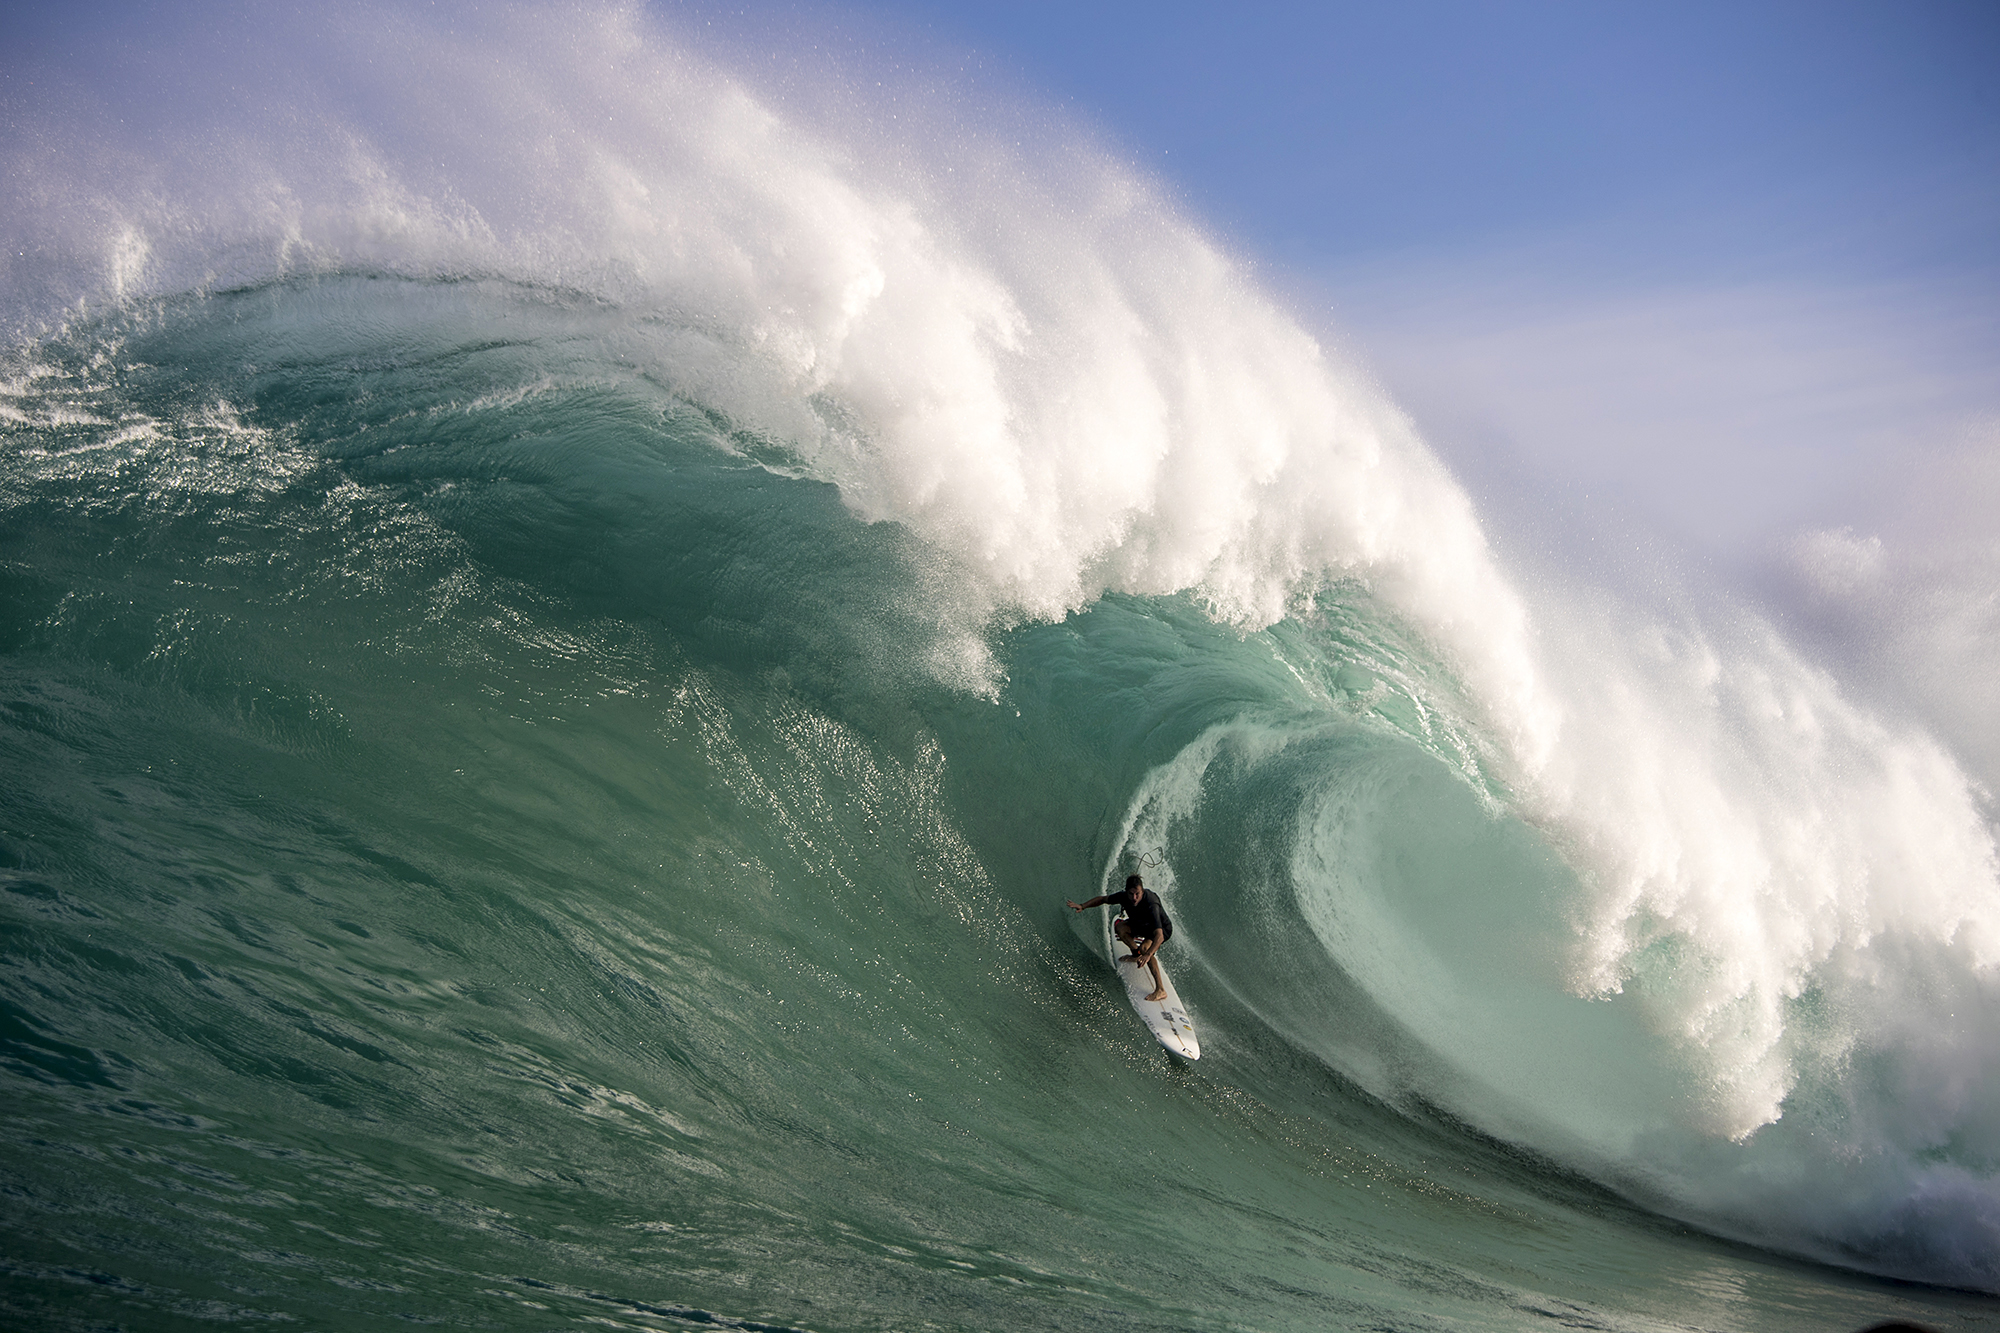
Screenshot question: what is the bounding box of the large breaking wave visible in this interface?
[5,0,1996,1305]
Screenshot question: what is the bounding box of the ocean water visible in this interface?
[3,6,1997,1331]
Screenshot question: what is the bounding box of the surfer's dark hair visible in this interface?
[1125,874,1144,891]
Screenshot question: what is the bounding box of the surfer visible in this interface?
[1068,874,1171,1002]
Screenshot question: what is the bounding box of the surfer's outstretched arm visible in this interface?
[1066,894,1114,912]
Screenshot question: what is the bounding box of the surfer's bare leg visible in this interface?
[1111,918,1170,1000]
[1113,918,1141,958]
[1120,925,1168,1001]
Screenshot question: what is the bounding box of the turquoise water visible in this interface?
[4,6,1998,1326]
[2,276,1990,1331]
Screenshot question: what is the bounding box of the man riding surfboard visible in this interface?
[1068,874,1172,1002]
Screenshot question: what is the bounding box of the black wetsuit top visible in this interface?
[1114,890,1172,941]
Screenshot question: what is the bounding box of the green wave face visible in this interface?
[3,274,1988,1333]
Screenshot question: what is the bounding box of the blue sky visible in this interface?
[717,0,2000,566]
[800,1,1998,273]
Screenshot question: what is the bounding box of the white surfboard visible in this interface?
[1107,913,1199,1059]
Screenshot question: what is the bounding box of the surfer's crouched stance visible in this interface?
[1068,874,1172,1002]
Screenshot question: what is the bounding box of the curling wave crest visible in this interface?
[7,0,1997,1291]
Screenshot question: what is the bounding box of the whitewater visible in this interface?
[2,4,1995,1330]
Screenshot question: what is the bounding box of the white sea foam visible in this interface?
[6,0,1997,1288]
